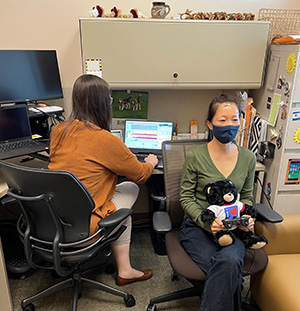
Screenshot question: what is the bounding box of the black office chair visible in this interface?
[0,160,136,311]
[146,140,276,311]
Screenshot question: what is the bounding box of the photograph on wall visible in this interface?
[111,90,148,119]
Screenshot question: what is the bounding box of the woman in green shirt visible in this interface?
[180,94,255,311]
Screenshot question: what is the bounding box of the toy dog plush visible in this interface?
[201,179,268,248]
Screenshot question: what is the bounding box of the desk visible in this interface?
[254,162,265,204]
[0,239,12,311]
[0,169,12,311]
[0,166,15,311]
[0,173,8,198]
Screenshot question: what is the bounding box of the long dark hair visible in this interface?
[70,74,112,130]
[50,75,112,156]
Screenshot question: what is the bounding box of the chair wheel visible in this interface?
[22,303,35,311]
[146,304,157,311]
[124,294,136,307]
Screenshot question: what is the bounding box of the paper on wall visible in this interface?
[268,94,281,126]
[85,59,102,78]
[266,53,280,91]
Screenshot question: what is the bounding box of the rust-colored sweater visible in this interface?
[48,120,153,235]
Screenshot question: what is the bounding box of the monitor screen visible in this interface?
[124,120,173,153]
[0,104,32,142]
[0,50,63,104]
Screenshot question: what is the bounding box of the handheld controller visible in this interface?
[222,217,249,229]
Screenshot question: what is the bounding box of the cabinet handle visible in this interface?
[173,73,179,79]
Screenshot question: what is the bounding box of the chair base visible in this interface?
[21,272,135,311]
[146,286,260,311]
[146,285,202,311]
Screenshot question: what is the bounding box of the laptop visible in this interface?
[111,129,123,141]
[124,120,173,168]
[0,105,49,160]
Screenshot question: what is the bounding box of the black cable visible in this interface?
[242,249,256,304]
[31,106,50,118]
[255,175,274,210]
[30,102,65,137]
[30,105,51,138]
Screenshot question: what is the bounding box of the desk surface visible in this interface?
[0,161,265,198]
[0,172,8,198]
[153,162,265,174]
[0,239,12,311]
[255,162,265,172]
[28,106,64,118]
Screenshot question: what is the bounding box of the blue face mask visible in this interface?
[212,124,240,144]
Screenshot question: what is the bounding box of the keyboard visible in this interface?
[135,153,163,169]
[0,139,39,152]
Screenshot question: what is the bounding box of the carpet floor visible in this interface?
[9,226,252,311]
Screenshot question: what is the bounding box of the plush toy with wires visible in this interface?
[201,179,268,249]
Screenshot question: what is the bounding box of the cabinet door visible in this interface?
[80,19,269,89]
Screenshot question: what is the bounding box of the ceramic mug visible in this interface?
[151,2,171,19]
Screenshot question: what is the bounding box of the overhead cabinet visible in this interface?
[79,18,270,89]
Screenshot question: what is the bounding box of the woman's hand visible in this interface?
[145,154,158,168]
[210,218,225,235]
[237,215,254,232]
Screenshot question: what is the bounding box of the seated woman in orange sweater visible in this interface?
[48,74,158,286]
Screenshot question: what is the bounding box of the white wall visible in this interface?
[2,0,300,88]
[1,1,300,130]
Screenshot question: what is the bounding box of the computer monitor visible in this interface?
[0,50,63,105]
[124,120,173,154]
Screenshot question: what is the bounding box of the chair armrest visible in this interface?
[255,214,300,255]
[98,208,132,228]
[153,211,172,233]
[254,203,283,223]
[150,195,166,211]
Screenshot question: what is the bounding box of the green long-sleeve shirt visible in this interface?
[180,143,256,232]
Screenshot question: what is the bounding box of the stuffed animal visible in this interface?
[89,5,104,17]
[89,5,147,18]
[201,179,268,248]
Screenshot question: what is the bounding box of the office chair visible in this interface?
[146,139,274,311]
[0,160,135,311]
